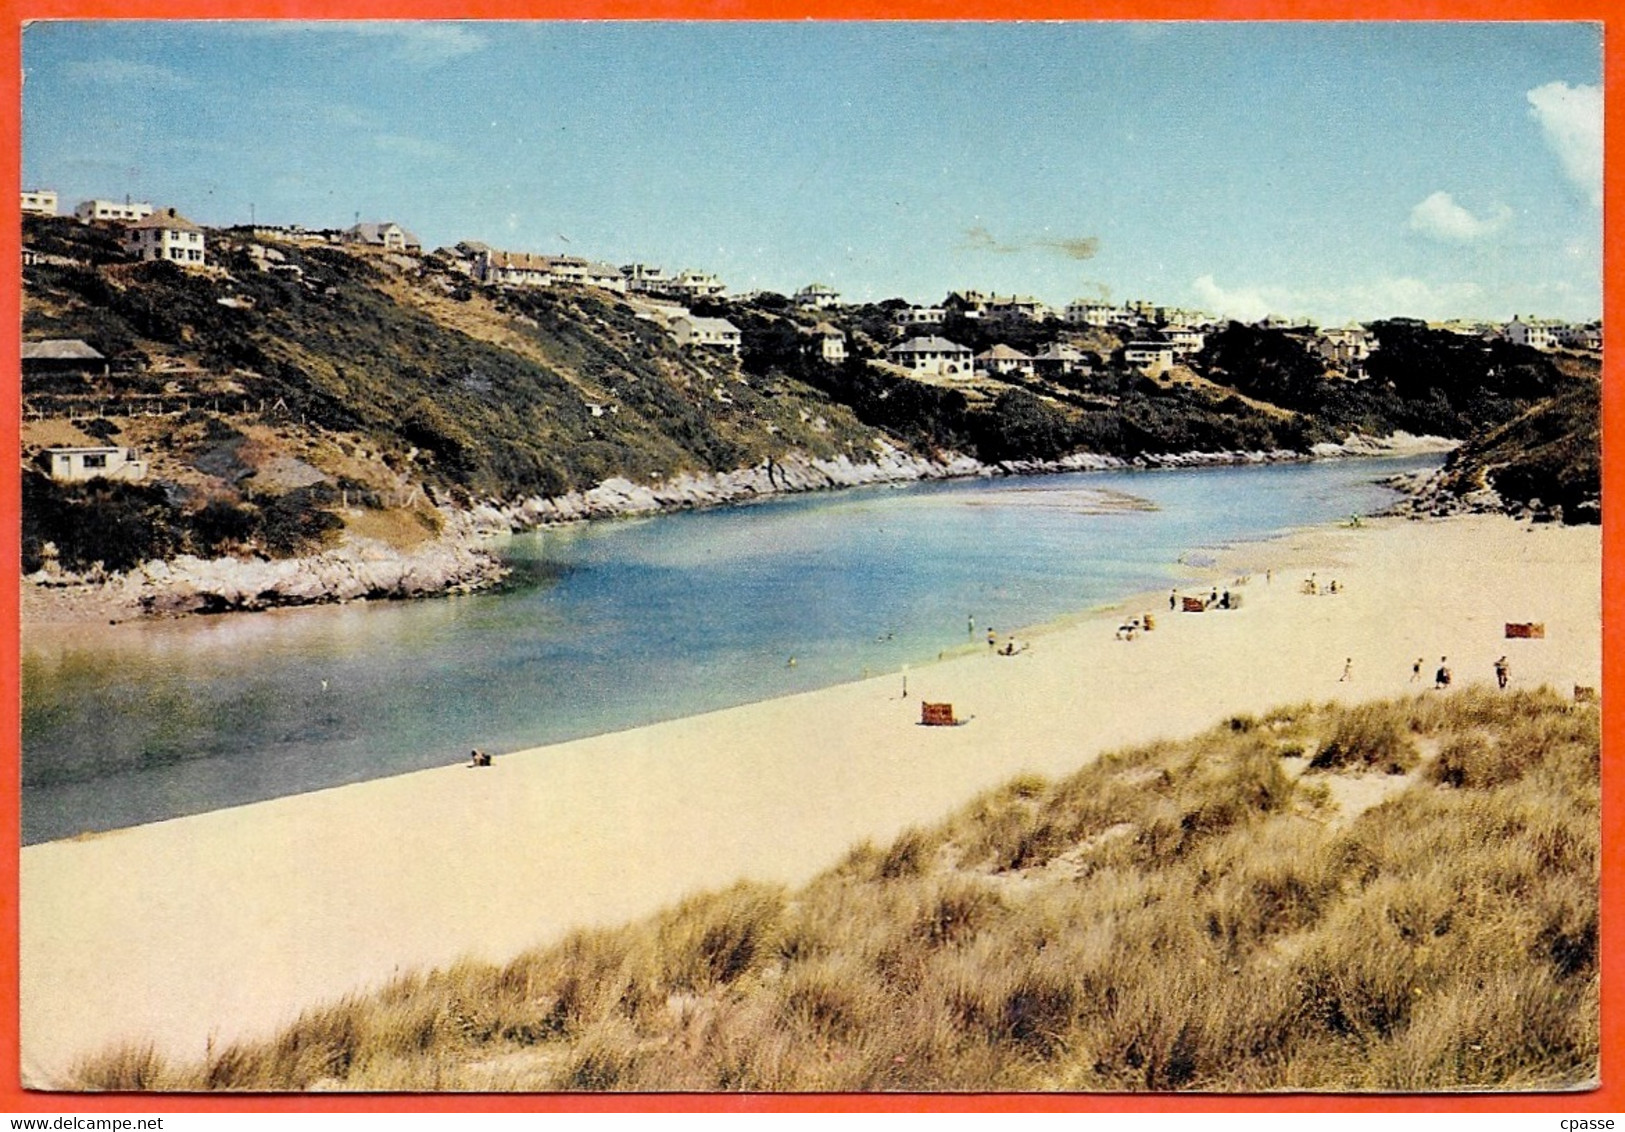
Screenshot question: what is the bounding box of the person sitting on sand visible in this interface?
[469,749,492,768]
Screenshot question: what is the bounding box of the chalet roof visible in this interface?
[978,344,1031,360]
[674,316,740,334]
[128,207,202,233]
[1031,342,1084,360]
[347,221,421,247]
[488,250,553,271]
[22,339,104,361]
[890,336,971,354]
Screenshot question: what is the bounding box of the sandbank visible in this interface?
[18,514,1601,1085]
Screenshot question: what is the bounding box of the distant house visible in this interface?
[40,446,148,483]
[622,263,670,293]
[1030,341,1089,377]
[664,270,728,302]
[547,256,628,293]
[807,323,847,363]
[76,198,154,224]
[986,295,1051,324]
[1503,317,1556,351]
[1166,327,1206,356]
[1556,323,1602,351]
[893,305,946,327]
[794,283,841,309]
[123,207,207,265]
[1064,300,1117,327]
[670,315,741,354]
[21,189,57,218]
[22,339,108,377]
[344,221,422,253]
[943,291,994,319]
[1315,326,1374,366]
[1124,341,1176,375]
[887,335,974,376]
[472,248,553,287]
[977,343,1034,377]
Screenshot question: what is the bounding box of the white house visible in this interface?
[40,446,148,483]
[794,283,842,309]
[987,295,1051,324]
[808,323,847,363]
[76,199,153,224]
[21,190,57,217]
[1166,327,1206,356]
[1030,341,1089,376]
[670,315,741,354]
[344,221,422,253]
[664,271,728,301]
[887,336,974,376]
[1125,341,1176,375]
[1316,326,1375,366]
[123,208,206,265]
[1503,317,1556,351]
[1557,323,1602,351]
[475,248,553,287]
[893,306,946,327]
[548,256,627,293]
[977,343,1034,377]
[1064,300,1118,327]
[622,263,669,293]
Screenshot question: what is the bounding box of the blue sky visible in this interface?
[21,20,1604,323]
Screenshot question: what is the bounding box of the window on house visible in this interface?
[82,454,108,469]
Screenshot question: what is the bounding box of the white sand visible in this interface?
[18,515,1601,1084]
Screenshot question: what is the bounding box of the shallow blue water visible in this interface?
[21,455,1438,844]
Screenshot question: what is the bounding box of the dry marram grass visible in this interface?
[73,687,1598,1093]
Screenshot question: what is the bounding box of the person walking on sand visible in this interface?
[1435,658,1452,690]
[1170,589,1178,611]
[1412,657,1423,682]
[1339,657,1353,682]
[987,627,997,650]
[1495,656,1510,689]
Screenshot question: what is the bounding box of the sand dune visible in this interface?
[19,515,1600,1085]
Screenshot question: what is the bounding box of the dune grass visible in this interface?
[72,686,1598,1093]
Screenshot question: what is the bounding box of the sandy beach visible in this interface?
[18,513,1601,1086]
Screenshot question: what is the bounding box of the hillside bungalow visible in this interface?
[21,189,57,218]
[943,291,994,319]
[471,248,552,287]
[76,198,153,224]
[887,336,974,376]
[1166,327,1206,356]
[893,305,946,327]
[124,208,206,265]
[622,263,670,293]
[1125,341,1176,375]
[547,256,628,293]
[23,339,108,377]
[794,283,842,309]
[1316,326,1375,366]
[664,270,728,302]
[39,445,148,483]
[807,323,847,363]
[977,343,1034,377]
[1503,317,1557,351]
[1030,341,1089,377]
[986,295,1051,324]
[1557,324,1602,351]
[344,221,422,253]
[670,315,741,354]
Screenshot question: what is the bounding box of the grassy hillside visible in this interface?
[1436,376,1601,523]
[22,217,1601,573]
[74,687,1597,1092]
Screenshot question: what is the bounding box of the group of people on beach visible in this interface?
[1302,573,1341,596]
[1401,655,1511,690]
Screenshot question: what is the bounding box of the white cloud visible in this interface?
[1527,81,1602,207]
[1191,274,1485,325]
[1408,191,1510,242]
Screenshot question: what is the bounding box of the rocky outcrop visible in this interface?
[27,517,505,620]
